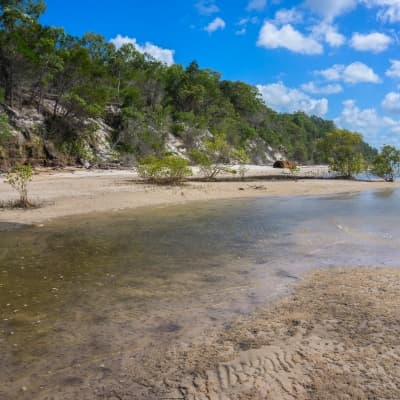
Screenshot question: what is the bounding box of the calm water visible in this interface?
[0,189,399,398]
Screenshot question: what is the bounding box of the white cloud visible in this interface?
[343,62,381,83]
[362,0,400,23]
[335,99,400,147]
[236,16,259,35]
[316,64,344,81]
[257,82,329,116]
[247,0,267,12]
[312,22,346,47]
[257,22,323,54]
[204,17,226,33]
[274,8,304,25]
[195,0,219,15]
[110,35,175,65]
[301,81,343,94]
[316,62,380,83]
[238,16,259,26]
[350,32,392,52]
[386,59,400,79]
[382,92,400,113]
[236,28,247,36]
[325,26,346,47]
[290,1,400,25]
[305,0,358,21]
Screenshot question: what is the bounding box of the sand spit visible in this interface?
[0,167,398,224]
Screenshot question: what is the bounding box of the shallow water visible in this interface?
[0,189,399,398]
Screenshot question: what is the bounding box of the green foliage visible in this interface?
[5,162,33,207]
[60,140,93,162]
[371,145,400,182]
[234,148,250,179]
[318,129,366,177]
[137,155,192,184]
[0,0,378,166]
[190,136,241,180]
[0,111,12,146]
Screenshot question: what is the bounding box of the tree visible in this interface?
[0,0,46,106]
[5,162,33,207]
[318,129,366,177]
[0,0,379,168]
[371,145,400,182]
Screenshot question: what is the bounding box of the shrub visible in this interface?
[234,148,250,180]
[317,129,365,177]
[5,163,34,208]
[189,136,245,180]
[137,155,192,184]
[371,145,400,182]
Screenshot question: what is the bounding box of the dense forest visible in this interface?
[0,0,377,168]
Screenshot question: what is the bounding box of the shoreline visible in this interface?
[1,167,399,225]
[161,267,400,400]
[1,167,399,398]
[3,266,400,399]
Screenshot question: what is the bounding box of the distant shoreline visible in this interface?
[0,166,398,225]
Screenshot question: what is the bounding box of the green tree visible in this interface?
[0,0,379,167]
[318,129,366,177]
[0,0,46,106]
[371,145,400,182]
[5,162,33,207]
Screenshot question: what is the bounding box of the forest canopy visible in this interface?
[0,0,377,165]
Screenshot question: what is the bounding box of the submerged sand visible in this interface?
[0,166,398,224]
[5,266,399,399]
[146,267,400,400]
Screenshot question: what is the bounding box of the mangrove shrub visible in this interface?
[137,155,192,184]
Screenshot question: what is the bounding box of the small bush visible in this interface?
[4,163,34,208]
[137,155,192,184]
[189,137,243,180]
[190,148,233,180]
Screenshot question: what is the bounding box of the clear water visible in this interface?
[0,189,399,398]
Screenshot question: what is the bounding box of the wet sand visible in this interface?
[1,170,399,399]
[3,266,399,400]
[0,167,398,225]
[150,267,400,400]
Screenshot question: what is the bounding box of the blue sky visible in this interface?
[41,0,400,148]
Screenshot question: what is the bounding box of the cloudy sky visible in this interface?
[42,0,400,148]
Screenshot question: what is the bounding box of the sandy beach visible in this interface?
[1,168,400,399]
[0,166,398,225]
[158,267,400,400]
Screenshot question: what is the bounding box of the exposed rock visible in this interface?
[87,118,114,161]
[0,102,285,168]
[246,140,284,164]
[4,105,45,140]
[273,160,297,169]
[165,133,187,158]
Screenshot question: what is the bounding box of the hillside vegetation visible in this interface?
[0,0,377,169]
